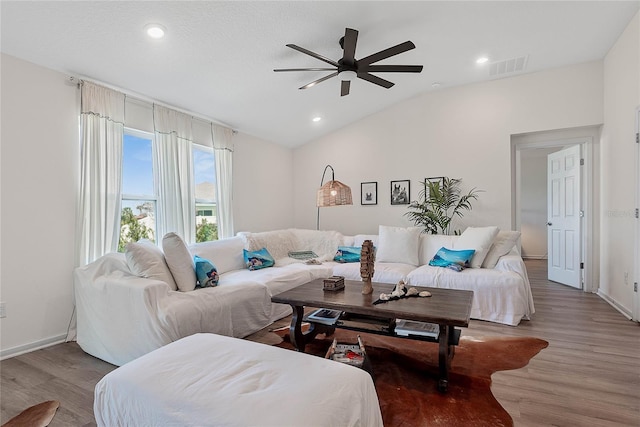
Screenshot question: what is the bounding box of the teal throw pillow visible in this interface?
[194,255,219,287]
[243,248,275,271]
[429,247,475,272]
[333,246,362,263]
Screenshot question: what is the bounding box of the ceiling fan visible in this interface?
[274,28,423,96]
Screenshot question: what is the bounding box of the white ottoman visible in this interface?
[94,333,383,427]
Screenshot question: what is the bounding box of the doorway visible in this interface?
[511,125,601,293]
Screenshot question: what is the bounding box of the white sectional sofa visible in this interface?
[74,226,534,366]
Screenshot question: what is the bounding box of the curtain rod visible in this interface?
[67,75,237,133]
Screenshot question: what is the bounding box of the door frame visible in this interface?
[634,106,640,322]
[511,135,596,293]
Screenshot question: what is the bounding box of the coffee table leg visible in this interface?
[437,325,454,392]
[289,305,307,352]
[288,305,329,352]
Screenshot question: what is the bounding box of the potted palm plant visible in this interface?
[405,177,482,235]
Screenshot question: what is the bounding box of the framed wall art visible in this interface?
[425,176,445,197]
[390,180,410,205]
[361,182,377,205]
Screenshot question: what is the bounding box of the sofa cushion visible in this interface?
[163,232,197,292]
[354,234,379,247]
[429,247,475,271]
[194,255,219,288]
[243,248,275,270]
[331,261,414,284]
[289,229,344,261]
[334,246,361,263]
[238,230,297,261]
[454,226,499,268]
[189,237,245,275]
[418,234,458,266]
[482,231,521,269]
[125,239,178,291]
[376,226,421,266]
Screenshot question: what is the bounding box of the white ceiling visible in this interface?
[2,1,638,147]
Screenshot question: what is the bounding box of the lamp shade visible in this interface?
[317,180,353,207]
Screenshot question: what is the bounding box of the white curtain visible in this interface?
[154,105,195,243]
[70,82,125,342]
[76,82,125,267]
[212,124,235,239]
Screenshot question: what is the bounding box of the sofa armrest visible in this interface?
[492,253,535,318]
[493,253,526,274]
[75,256,174,366]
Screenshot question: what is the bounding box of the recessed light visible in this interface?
[476,57,489,64]
[145,24,166,39]
[312,116,322,122]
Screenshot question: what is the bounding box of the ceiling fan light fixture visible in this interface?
[338,70,357,81]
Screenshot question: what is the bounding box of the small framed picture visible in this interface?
[390,180,410,205]
[425,177,444,197]
[361,182,377,205]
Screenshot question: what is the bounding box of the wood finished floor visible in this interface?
[1,260,638,426]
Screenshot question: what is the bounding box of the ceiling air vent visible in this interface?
[489,55,528,77]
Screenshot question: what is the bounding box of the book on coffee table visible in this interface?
[306,308,343,325]
[394,319,440,338]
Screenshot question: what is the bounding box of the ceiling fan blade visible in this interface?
[286,44,340,67]
[274,68,336,72]
[363,65,423,73]
[357,72,394,89]
[300,72,339,90]
[341,28,358,65]
[341,80,351,97]
[358,41,416,66]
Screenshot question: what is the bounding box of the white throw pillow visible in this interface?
[125,239,178,291]
[189,237,246,275]
[162,232,197,292]
[454,226,500,268]
[376,225,421,266]
[482,230,521,268]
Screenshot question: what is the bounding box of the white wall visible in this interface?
[1,54,80,356]
[600,12,640,316]
[233,132,294,233]
[293,61,604,236]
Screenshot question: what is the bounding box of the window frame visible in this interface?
[120,127,158,245]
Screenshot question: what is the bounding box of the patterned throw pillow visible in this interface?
[243,248,275,271]
[194,255,219,288]
[428,247,475,272]
[333,246,362,263]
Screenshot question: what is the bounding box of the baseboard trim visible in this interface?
[0,334,68,361]
[597,290,632,320]
[522,255,548,260]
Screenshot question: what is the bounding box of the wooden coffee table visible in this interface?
[271,279,473,392]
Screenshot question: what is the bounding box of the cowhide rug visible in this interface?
[272,328,548,427]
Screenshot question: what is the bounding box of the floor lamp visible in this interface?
[316,165,353,230]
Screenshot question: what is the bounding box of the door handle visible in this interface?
[547,222,552,226]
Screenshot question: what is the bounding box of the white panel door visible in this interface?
[547,145,582,288]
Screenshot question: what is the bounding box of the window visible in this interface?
[119,129,219,249]
[193,146,218,242]
[119,129,156,251]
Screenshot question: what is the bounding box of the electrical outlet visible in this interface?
[0,302,6,318]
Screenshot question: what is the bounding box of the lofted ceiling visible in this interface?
[1,1,638,147]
